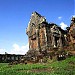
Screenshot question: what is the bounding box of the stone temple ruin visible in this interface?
[26,12,75,62]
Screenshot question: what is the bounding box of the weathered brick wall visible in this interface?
[26,12,46,51]
[69,23,75,44]
[39,27,46,46]
[67,17,75,51]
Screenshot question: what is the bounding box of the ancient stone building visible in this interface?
[0,53,24,63]
[67,17,75,52]
[69,17,75,44]
[26,12,67,56]
[26,12,75,61]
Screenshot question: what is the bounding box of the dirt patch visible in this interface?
[30,68,53,73]
[17,68,53,73]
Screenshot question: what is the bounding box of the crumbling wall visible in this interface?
[26,12,75,62]
[68,17,75,51]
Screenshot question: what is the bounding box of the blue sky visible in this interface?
[0,0,74,54]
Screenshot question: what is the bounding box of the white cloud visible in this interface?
[13,44,20,51]
[0,43,29,54]
[10,43,29,55]
[71,15,75,17]
[60,22,68,30]
[58,16,62,20]
[0,48,6,54]
[72,15,75,17]
[69,15,75,20]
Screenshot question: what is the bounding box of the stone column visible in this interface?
[44,27,48,47]
[59,37,63,48]
[52,36,56,47]
[36,28,40,51]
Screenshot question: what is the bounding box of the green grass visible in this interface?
[0,56,75,75]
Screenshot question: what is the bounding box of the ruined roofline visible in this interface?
[27,12,68,32]
[71,16,75,22]
[32,12,65,28]
[49,23,60,28]
[32,11,42,17]
[26,11,47,33]
[32,11,46,20]
[64,17,75,32]
[69,16,75,28]
[0,53,24,55]
[48,23,67,33]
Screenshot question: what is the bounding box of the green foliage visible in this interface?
[0,56,75,75]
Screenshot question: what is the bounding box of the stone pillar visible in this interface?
[36,28,40,51]
[59,37,63,47]
[52,36,56,47]
[59,31,63,48]
[44,27,48,47]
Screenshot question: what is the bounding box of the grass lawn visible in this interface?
[0,56,75,75]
